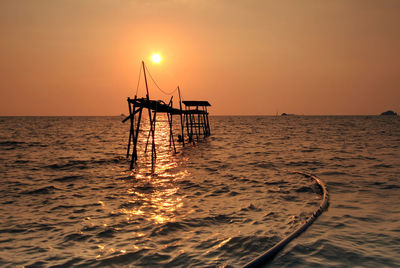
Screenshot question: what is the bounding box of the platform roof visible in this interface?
[182,101,211,107]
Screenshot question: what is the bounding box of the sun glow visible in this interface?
[151,53,162,64]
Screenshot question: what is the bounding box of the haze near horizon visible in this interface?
[0,0,399,116]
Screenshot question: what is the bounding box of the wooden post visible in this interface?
[132,106,143,167]
[126,98,133,158]
[167,112,176,153]
[151,110,157,168]
[202,107,207,136]
[184,105,191,142]
[144,109,153,154]
[168,97,173,147]
[167,97,176,153]
[196,106,201,140]
[178,87,185,146]
[202,106,208,136]
[189,110,194,143]
[205,107,210,136]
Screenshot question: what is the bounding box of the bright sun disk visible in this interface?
[151,53,162,64]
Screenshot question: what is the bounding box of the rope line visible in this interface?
[144,64,178,95]
[243,171,329,267]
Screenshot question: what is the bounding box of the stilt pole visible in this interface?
[130,97,137,157]
[196,106,201,140]
[144,117,152,154]
[205,107,210,136]
[167,97,177,153]
[189,111,194,143]
[126,98,133,158]
[132,106,143,165]
[202,108,207,136]
[184,106,191,142]
[169,112,176,153]
[178,87,185,146]
[151,110,157,168]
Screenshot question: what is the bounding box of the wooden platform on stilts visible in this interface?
[122,61,211,170]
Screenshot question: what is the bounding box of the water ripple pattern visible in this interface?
[0,115,399,267]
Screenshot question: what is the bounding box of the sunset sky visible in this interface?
[1,0,399,116]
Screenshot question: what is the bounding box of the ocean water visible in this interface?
[0,115,399,267]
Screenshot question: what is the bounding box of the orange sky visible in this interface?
[0,0,399,115]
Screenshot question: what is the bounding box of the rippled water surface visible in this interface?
[0,116,399,267]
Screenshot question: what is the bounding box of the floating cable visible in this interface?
[144,64,178,95]
[243,171,329,267]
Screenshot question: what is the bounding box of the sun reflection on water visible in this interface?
[121,181,184,224]
[93,116,192,259]
[121,119,188,226]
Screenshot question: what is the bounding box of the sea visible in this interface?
[0,115,399,267]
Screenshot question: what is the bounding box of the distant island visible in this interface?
[281,113,296,116]
[380,110,398,116]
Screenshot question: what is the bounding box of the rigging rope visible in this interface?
[144,64,179,95]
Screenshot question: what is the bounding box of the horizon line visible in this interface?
[0,114,395,117]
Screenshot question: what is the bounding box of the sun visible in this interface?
[151,53,162,64]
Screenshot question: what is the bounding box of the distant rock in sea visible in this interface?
[281,113,295,116]
[380,110,397,116]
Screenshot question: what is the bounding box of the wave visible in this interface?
[0,140,48,150]
[52,175,84,182]
[22,186,58,195]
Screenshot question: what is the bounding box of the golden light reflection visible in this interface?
[120,208,144,216]
[217,237,232,248]
[121,117,189,228]
[122,169,185,225]
[153,215,168,224]
[122,186,183,225]
[93,123,191,260]
[204,237,232,255]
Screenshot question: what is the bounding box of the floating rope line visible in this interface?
[144,64,178,95]
[243,171,329,268]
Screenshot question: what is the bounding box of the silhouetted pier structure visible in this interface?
[122,61,211,169]
[182,101,211,142]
